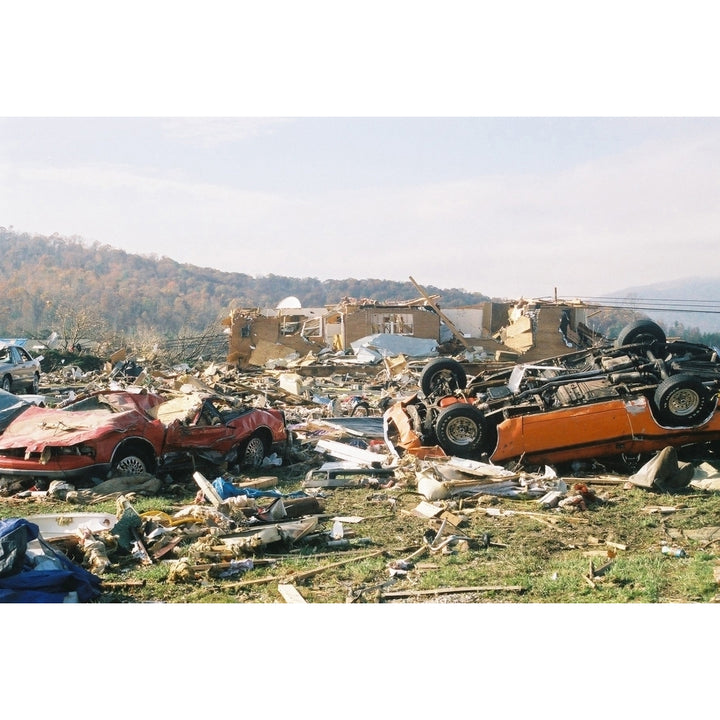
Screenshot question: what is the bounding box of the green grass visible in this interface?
[3,468,720,603]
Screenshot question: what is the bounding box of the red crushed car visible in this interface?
[385,320,720,470]
[0,389,288,486]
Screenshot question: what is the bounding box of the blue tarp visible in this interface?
[211,478,306,501]
[0,518,102,603]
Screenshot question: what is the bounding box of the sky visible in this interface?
[2,3,720,306]
[4,115,720,303]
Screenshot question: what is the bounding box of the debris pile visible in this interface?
[2,333,720,604]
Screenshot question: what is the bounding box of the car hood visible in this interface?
[0,405,151,453]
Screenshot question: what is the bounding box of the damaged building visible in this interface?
[223,292,604,369]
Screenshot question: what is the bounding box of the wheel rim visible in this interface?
[445,416,479,446]
[115,455,147,475]
[667,388,701,417]
[244,437,265,467]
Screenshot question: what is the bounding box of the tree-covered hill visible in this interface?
[0,229,490,340]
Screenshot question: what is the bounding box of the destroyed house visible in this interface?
[224,296,602,368]
[224,300,443,368]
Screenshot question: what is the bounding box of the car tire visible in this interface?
[615,320,666,348]
[652,373,715,427]
[112,447,155,476]
[241,435,267,468]
[434,403,488,457]
[26,373,39,394]
[420,358,467,397]
[1,375,12,393]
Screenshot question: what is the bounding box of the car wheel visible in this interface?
[112,449,153,476]
[652,373,715,427]
[351,402,370,416]
[26,373,39,394]
[615,320,666,348]
[242,435,267,468]
[420,358,467,397]
[434,403,488,457]
[1,375,12,393]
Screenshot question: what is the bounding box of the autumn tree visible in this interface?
[48,300,111,353]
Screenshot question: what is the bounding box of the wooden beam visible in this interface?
[278,583,307,603]
[381,585,525,599]
[409,276,473,348]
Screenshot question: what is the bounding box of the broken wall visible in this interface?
[495,303,592,362]
[441,307,487,339]
[225,310,326,367]
[342,307,441,347]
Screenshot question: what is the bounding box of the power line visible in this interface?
[558,296,720,316]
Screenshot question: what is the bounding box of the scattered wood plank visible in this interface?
[193,471,224,508]
[409,276,473,348]
[100,580,146,589]
[223,548,386,589]
[236,476,278,490]
[381,585,525,599]
[605,541,627,550]
[278,583,307,603]
[577,475,630,486]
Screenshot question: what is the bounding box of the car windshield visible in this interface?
[63,392,149,414]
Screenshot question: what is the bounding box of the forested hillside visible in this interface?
[1,229,490,340]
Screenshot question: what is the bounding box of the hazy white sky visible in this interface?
[3,3,720,303]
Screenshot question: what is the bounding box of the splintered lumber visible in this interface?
[100,580,146,589]
[409,276,473,348]
[193,471,224,508]
[381,585,525,599]
[568,475,629,486]
[278,583,307,603]
[288,548,386,583]
[222,548,386,589]
[236,476,278,490]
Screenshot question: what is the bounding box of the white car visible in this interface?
[0,345,42,394]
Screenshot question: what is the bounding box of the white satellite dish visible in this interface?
[276,296,302,310]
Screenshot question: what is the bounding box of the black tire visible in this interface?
[26,373,39,394]
[351,402,370,417]
[420,358,467,397]
[652,373,715,427]
[1,375,12,393]
[615,320,666,348]
[111,446,155,476]
[434,403,488,457]
[241,435,267,468]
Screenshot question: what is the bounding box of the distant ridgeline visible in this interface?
[0,229,491,337]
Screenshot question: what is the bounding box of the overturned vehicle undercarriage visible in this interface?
[385,320,720,469]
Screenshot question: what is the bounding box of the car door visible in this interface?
[9,347,33,389]
[163,401,236,456]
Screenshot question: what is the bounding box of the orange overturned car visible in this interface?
[385,320,720,469]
